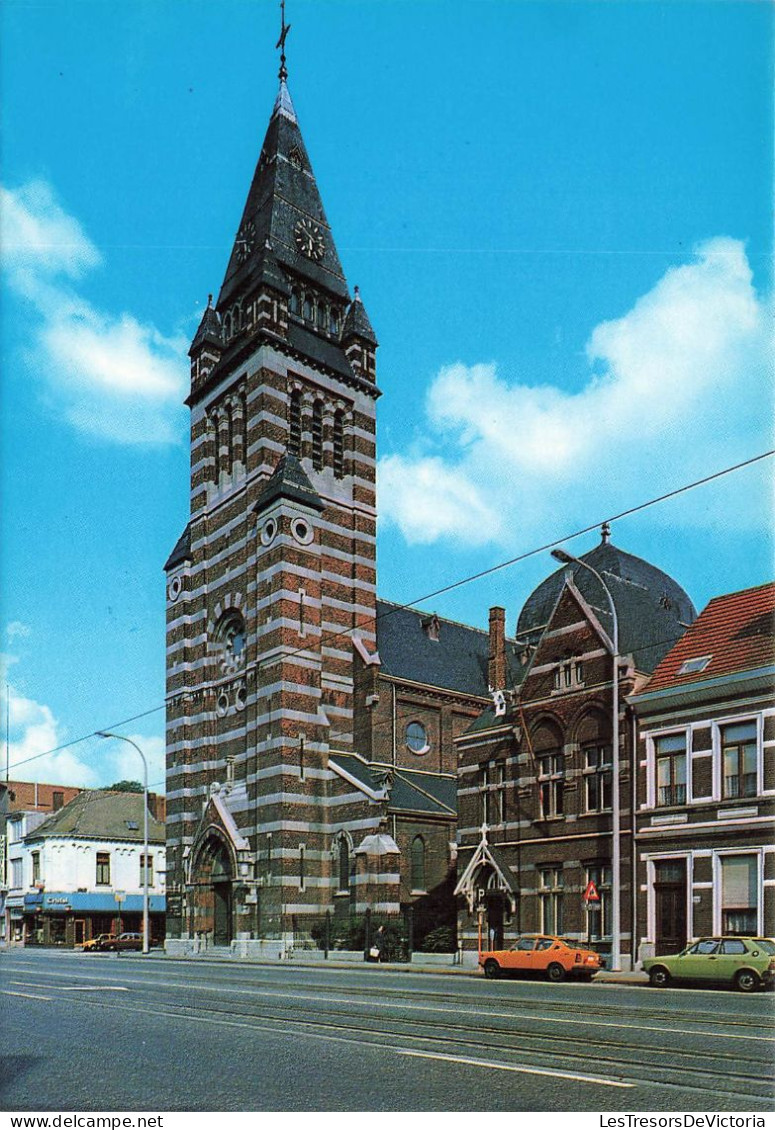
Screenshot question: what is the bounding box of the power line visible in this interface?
[6,448,773,778]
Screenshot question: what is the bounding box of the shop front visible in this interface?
[21,891,166,947]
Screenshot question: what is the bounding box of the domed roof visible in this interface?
[516,527,697,674]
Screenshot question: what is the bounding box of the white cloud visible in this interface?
[96,733,166,792]
[379,238,770,547]
[5,684,99,788]
[2,180,187,445]
[6,621,30,641]
[1,180,101,281]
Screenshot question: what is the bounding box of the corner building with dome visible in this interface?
[163,49,700,966]
[454,529,697,969]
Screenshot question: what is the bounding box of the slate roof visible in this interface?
[375,600,497,697]
[189,301,222,355]
[164,524,192,572]
[25,790,165,845]
[643,582,775,694]
[253,453,325,515]
[328,752,457,817]
[342,290,378,346]
[217,80,350,312]
[517,536,697,674]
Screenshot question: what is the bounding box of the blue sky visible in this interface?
[1,0,772,791]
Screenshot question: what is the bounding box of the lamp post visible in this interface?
[550,547,621,972]
[97,733,150,956]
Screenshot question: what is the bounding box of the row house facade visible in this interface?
[454,529,697,969]
[631,582,775,960]
[8,789,166,948]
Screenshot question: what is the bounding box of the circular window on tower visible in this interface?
[291,517,314,545]
[260,517,278,546]
[216,691,230,717]
[405,721,430,755]
[167,575,183,602]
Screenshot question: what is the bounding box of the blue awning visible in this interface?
[23,892,165,914]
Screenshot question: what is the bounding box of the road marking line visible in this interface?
[0,989,52,1001]
[398,1049,635,1088]
[60,986,129,992]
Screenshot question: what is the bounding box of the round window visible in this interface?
[168,575,182,602]
[216,692,230,717]
[260,518,278,546]
[291,517,313,545]
[235,684,247,711]
[406,721,429,754]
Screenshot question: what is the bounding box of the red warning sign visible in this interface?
[583,880,600,903]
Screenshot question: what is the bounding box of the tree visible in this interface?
[109,780,143,793]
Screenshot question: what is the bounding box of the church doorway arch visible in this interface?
[191,835,235,947]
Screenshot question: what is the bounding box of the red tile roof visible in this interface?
[645,582,775,693]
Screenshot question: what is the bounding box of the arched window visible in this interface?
[311,400,323,470]
[213,610,246,675]
[290,288,301,316]
[329,307,339,335]
[411,836,426,893]
[226,401,234,474]
[317,302,327,330]
[288,390,302,457]
[303,293,314,321]
[338,836,350,893]
[333,410,344,478]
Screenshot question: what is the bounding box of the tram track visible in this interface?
[29,972,775,1104]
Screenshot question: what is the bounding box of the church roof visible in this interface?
[217,79,350,313]
[376,600,502,697]
[328,752,457,817]
[517,533,697,674]
[253,453,324,515]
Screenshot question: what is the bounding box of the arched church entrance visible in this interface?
[191,835,234,947]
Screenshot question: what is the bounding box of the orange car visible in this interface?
[480,934,603,982]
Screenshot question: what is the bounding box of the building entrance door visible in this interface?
[213,882,232,947]
[74,919,85,946]
[654,859,687,954]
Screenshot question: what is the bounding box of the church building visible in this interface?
[163,40,491,955]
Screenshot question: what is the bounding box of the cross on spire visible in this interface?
[276,0,291,82]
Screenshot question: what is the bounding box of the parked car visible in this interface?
[480,934,603,982]
[644,937,775,992]
[82,933,117,952]
[110,932,144,952]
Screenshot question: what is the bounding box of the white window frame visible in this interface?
[645,726,690,809]
[711,714,762,803]
[713,848,763,937]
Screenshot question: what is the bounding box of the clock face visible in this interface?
[294,218,325,261]
[236,219,256,262]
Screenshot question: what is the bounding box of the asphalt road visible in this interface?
[1,949,773,1113]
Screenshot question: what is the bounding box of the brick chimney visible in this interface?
[488,606,507,691]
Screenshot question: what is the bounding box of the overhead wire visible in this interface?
[5,448,773,778]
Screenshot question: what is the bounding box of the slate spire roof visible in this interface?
[217,77,350,313]
[343,286,378,346]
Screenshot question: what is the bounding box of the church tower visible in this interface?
[164,25,379,947]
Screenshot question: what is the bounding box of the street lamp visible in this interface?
[97,733,150,956]
[550,547,622,972]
